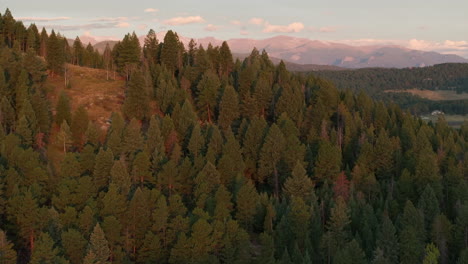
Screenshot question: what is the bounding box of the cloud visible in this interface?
[249,18,265,26]
[230,20,242,26]
[138,24,148,30]
[163,16,205,26]
[91,17,128,22]
[144,8,158,13]
[240,30,250,36]
[38,22,129,31]
[319,26,337,33]
[263,22,304,33]
[116,22,130,28]
[17,16,71,22]
[205,24,221,32]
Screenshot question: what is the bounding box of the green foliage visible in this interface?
[45,30,65,75]
[0,230,16,264]
[0,17,467,264]
[123,70,150,120]
[218,85,240,130]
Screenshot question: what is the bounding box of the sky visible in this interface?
[2,0,468,57]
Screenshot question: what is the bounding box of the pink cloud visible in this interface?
[116,22,130,28]
[205,24,221,32]
[163,16,205,26]
[144,8,158,13]
[91,17,129,22]
[230,20,242,26]
[17,16,71,22]
[263,22,304,33]
[249,18,265,26]
[138,24,148,30]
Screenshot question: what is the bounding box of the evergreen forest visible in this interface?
[0,8,467,264]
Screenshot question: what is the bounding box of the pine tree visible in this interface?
[333,239,366,264]
[289,196,311,244]
[72,37,84,65]
[333,171,350,202]
[88,223,110,264]
[132,150,152,185]
[283,161,314,200]
[57,120,72,153]
[160,30,182,75]
[321,197,351,263]
[258,124,286,197]
[15,69,29,113]
[110,158,131,195]
[214,185,233,221]
[0,230,16,264]
[46,30,65,76]
[121,118,144,156]
[418,185,440,233]
[114,32,141,80]
[258,232,276,264]
[196,70,220,123]
[315,140,342,183]
[431,214,452,264]
[422,243,440,264]
[62,228,87,264]
[243,117,268,179]
[189,219,214,263]
[123,70,150,120]
[217,129,245,185]
[218,85,240,130]
[93,147,114,191]
[146,115,164,155]
[376,214,399,264]
[187,123,204,159]
[218,41,233,77]
[0,97,15,132]
[106,112,125,155]
[235,179,258,229]
[143,29,159,63]
[71,104,89,148]
[55,91,71,125]
[16,115,33,145]
[29,232,59,264]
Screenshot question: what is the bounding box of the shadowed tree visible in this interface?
[123,70,150,121]
[258,124,286,197]
[218,85,239,130]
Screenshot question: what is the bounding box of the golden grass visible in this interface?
[46,64,126,129]
[385,89,468,101]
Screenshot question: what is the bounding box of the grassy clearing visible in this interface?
[385,89,468,101]
[421,114,468,128]
[46,64,126,129]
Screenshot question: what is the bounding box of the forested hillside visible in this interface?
[0,9,468,264]
[312,65,468,115]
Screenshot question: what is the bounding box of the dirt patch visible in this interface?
[46,64,126,129]
[385,89,468,101]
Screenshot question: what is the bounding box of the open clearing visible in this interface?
[385,89,468,101]
[45,64,126,129]
[421,114,468,129]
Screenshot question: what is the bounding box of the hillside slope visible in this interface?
[46,65,126,129]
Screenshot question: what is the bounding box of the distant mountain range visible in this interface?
[87,34,468,69]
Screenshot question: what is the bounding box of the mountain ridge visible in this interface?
[86,34,468,69]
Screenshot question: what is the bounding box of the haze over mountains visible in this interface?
[87,33,468,69]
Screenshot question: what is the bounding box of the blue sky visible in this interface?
[3,0,468,57]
